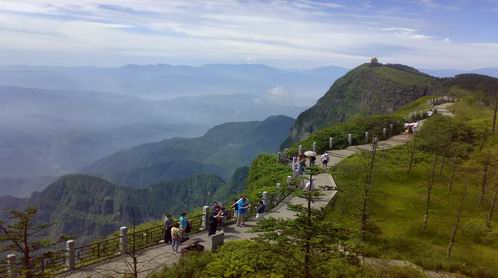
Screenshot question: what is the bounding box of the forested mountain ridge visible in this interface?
[19,173,243,243]
[82,115,294,187]
[283,62,498,147]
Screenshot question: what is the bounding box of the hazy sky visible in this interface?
[0,0,497,69]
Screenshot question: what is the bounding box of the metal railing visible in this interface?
[75,236,121,268]
[2,177,292,276]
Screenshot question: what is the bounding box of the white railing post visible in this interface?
[329,137,333,149]
[202,206,209,230]
[6,254,16,278]
[66,240,75,271]
[365,131,369,143]
[298,144,302,154]
[120,226,128,255]
[312,142,317,152]
[348,133,352,145]
[383,128,387,138]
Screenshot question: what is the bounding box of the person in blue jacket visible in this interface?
[233,195,250,226]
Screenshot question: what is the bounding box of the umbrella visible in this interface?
[304,151,316,157]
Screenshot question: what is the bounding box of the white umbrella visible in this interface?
[304,151,316,157]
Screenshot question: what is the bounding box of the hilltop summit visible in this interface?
[282,63,436,146]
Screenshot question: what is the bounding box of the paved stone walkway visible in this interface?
[59,103,453,278]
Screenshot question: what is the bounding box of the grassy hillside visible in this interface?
[327,100,498,277]
[284,62,498,148]
[283,63,437,146]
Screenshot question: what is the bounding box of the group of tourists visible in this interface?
[294,152,331,176]
[163,212,191,254]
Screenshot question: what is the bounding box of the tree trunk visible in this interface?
[439,156,446,176]
[492,94,498,134]
[447,180,469,258]
[480,159,489,205]
[304,173,312,278]
[407,134,418,174]
[487,181,498,229]
[361,139,378,241]
[23,220,33,278]
[448,156,458,192]
[424,151,438,232]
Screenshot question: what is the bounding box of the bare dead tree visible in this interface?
[423,150,439,232]
[492,93,498,135]
[487,170,498,229]
[407,133,418,174]
[480,159,489,205]
[448,155,459,192]
[361,137,378,241]
[439,156,446,176]
[447,174,469,258]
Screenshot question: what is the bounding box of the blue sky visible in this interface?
[0,0,497,69]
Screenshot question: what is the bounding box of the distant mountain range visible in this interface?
[0,64,348,101]
[422,67,498,78]
[82,115,294,187]
[0,63,345,197]
[2,61,497,244]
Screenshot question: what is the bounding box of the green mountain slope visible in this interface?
[284,63,498,147]
[24,173,235,242]
[83,115,294,187]
[283,63,436,146]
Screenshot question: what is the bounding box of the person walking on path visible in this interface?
[170,223,181,254]
[179,212,189,239]
[163,214,173,245]
[208,208,222,236]
[298,154,306,175]
[233,195,250,226]
[310,155,316,167]
[256,201,266,221]
[321,153,330,170]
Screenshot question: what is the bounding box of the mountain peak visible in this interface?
[282,62,436,145]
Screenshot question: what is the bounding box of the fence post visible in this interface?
[383,128,387,138]
[298,145,302,154]
[329,137,333,149]
[365,131,369,143]
[348,133,352,145]
[287,176,292,188]
[202,206,209,230]
[389,124,394,135]
[66,240,75,271]
[6,254,16,278]
[312,142,317,152]
[120,226,128,255]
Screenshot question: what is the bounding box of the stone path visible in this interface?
[60,103,453,278]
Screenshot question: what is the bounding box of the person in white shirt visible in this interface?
[321,153,330,169]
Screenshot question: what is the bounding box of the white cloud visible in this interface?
[0,0,496,69]
[267,86,290,97]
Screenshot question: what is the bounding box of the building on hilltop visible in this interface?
[370,57,380,67]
